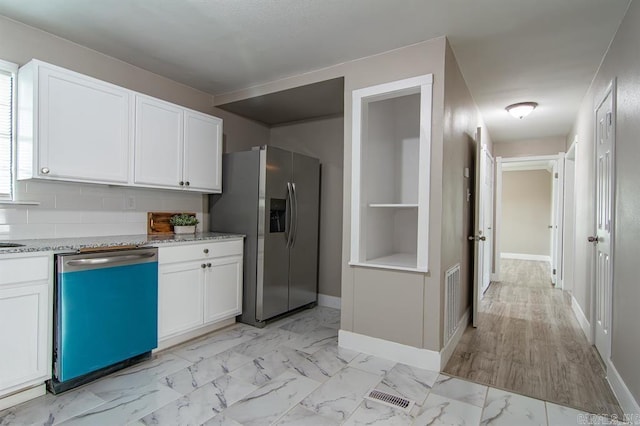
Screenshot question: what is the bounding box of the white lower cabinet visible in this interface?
[0,253,52,402]
[203,255,243,324]
[157,239,243,345]
[158,261,204,338]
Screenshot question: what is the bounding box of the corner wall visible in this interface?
[441,40,489,347]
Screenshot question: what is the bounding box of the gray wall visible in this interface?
[501,170,552,256]
[493,136,566,158]
[442,41,491,346]
[570,0,640,405]
[269,117,344,299]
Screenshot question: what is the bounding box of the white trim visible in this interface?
[350,74,432,272]
[500,154,560,163]
[440,308,470,370]
[571,294,592,343]
[607,359,640,417]
[339,329,440,372]
[317,294,341,309]
[0,384,46,411]
[495,157,502,280]
[500,253,551,262]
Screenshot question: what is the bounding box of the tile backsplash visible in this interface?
[0,180,208,240]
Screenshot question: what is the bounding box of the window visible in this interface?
[0,59,17,200]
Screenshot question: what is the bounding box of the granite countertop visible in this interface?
[0,232,245,255]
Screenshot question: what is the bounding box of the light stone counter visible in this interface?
[0,232,244,255]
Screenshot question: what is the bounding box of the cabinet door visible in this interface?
[0,283,49,392]
[38,65,131,183]
[158,261,204,340]
[134,95,184,188]
[203,255,243,324]
[183,110,222,193]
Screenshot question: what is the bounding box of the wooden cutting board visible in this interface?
[147,212,197,235]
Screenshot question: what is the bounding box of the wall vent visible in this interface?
[365,389,415,413]
[445,263,461,343]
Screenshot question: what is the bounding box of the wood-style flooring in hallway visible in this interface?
[443,259,622,417]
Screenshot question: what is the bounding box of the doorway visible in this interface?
[494,155,563,285]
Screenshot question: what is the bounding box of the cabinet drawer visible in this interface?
[158,239,243,264]
[0,255,50,286]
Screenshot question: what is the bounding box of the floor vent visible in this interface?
[365,389,415,413]
[445,263,461,343]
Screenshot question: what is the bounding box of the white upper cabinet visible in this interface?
[17,59,223,193]
[17,60,132,184]
[134,98,222,193]
[134,95,184,188]
[184,110,222,193]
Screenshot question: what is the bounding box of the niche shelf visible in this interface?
[350,74,432,272]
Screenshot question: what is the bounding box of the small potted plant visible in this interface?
[170,213,199,234]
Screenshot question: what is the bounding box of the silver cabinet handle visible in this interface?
[588,236,599,244]
[185,181,190,187]
[203,248,209,254]
[201,263,206,268]
[179,181,184,186]
[41,167,50,174]
[66,252,156,266]
[207,263,212,268]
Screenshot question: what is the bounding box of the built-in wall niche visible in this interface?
[350,74,432,272]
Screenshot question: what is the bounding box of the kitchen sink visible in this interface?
[0,242,25,248]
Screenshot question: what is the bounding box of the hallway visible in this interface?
[444,259,622,417]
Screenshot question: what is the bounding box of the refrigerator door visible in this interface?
[288,152,320,310]
[257,147,293,320]
[209,150,260,326]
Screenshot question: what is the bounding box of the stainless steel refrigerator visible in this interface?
[209,146,320,327]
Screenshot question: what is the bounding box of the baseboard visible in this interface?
[317,294,341,309]
[155,317,236,351]
[607,359,640,417]
[0,384,45,411]
[440,308,470,370]
[339,329,440,371]
[571,294,592,344]
[501,253,551,262]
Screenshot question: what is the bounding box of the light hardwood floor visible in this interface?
[444,259,622,417]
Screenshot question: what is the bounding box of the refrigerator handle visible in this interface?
[291,182,299,247]
[286,182,294,248]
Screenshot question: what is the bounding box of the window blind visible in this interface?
[0,69,13,199]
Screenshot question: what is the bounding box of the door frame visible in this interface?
[562,138,578,295]
[590,79,617,358]
[495,154,564,284]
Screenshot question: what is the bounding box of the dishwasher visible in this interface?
[48,247,158,394]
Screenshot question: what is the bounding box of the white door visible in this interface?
[158,261,204,340]
[134,94,184,188]
[592,83,615,360]
[481,148,494,294]
[38,66,131,183]
[203,255,243,324]
[471,128,487,327]
[183,110,222,192]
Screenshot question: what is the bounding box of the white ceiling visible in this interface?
[0,0,630,142]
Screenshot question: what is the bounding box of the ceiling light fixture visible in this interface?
[505,102,538,119]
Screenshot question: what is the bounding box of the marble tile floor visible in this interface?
[0,306,626,425]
